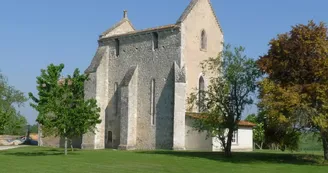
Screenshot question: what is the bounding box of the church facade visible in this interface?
[81,0,254,151]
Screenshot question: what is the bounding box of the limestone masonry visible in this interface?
[82,0,224,150]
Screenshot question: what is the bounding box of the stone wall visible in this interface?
[88,27,182,150]
[39,135,82,148]
[180,0,223,112]
[81,72,97,149]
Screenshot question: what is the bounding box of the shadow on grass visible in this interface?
[137,150,326,166]
[3,148,80,157]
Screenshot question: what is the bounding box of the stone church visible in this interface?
[80,0,254,151]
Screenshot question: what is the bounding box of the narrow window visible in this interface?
[198,76,205,112]
[232,131,238,144]
[107,131,113,143]
[150,79,156,125]
[152,32,159,50]
[114,82,118,116]
[201,30,207,50]
[115,39,120,56]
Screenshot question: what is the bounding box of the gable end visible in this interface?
[176,0,223,33]
[100,18,136,38]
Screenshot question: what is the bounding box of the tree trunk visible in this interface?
[70,139,74,152]
[255,143,261,149]
[225,129,233,157]
[255,143,263,150]
[64,137,68,156]
[321,131,328,161]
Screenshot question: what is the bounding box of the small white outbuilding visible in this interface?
[185,113,256,152]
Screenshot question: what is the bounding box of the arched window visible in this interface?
[201,30,207,50]
[114,82,118,116]
[198,76,205,112]
[152,32,159,50]
[150,79,156,125]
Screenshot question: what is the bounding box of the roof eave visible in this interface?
[99,24,180,41]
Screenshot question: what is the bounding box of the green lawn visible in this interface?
[0,147,327,173]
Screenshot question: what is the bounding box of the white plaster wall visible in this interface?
[212,127,254,151]
[232,127,253,151]
[185,117,212,151]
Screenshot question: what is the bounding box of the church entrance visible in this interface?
[107,131,113,148]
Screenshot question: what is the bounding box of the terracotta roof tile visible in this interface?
[237,120,256,127]
[185,112,256,127]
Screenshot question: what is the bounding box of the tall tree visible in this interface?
[258,79,301,151]
[258,20,328,160]
[29,64,101,155]
[0,71,27,135]
[188,44,261,156]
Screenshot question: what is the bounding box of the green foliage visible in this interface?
[0,71,27,135]
[299,132,323,151]
[3,113,27,135]
[188,44,262,156]
[29,64,101,155]
[29,124,38,134]
[245,114,257,123]
[245,114,265,149]
[257,20,328,159]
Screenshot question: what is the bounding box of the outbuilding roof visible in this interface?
[186,112,256,127]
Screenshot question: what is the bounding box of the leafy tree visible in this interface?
[257,20,328,160]
[29,64,101,155]
[188,44,261,156]
[257,79,302,151]
[245,114,265,149]
[29,124,38,134]
[0,71,27,135]
[4,113,27,135]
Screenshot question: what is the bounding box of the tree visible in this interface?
[0,71,27,135]
[29,64,101,155]
[257,20,328,160]
[4,113,27,135]
[188,44,261,156]
[29,124,38,134]
[258,79,302,151]
[245,114,265,149]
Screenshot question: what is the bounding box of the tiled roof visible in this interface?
[99,0,223,40]
[100,24,179,40]
[185,112,256,127]
[237,120,256,127]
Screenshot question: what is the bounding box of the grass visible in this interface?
[0,147,327,173]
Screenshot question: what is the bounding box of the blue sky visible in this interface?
[0,0,327,124]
